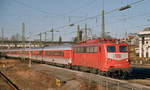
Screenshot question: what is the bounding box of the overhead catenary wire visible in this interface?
[50,0,145,31]
[32,0,145,39]
[12,0,60,17]
[12,0,88,18]
[62,0,97,16]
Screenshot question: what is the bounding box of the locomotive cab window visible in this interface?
[119,46,127,52]
[107,46,116,52]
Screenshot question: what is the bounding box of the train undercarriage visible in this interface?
[5,55,131,79]
[70,65,131,79]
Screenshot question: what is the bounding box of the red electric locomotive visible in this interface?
[4,39,131,78]
[72,38,131,78]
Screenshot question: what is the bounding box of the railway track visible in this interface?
[127,67,150,79]
[32,63,150,90]
[28,59,150,80]
[0,71,20,90]
[3,58,150,90]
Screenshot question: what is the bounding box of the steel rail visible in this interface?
[0,71,20,90]
[4,56,150,90]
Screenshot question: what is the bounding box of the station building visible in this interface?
[139,27,150,58]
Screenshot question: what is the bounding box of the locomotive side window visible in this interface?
[74,46,97,53]
[119,46,127,52]
[107,46,116,52]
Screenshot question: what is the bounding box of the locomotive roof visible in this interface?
[73,38,123,47]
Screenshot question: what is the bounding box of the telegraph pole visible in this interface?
[39,32,42,47]
[22,22,25,47]
[1,28,4,49]
[77,25,80,43]
[84,24,87,41]
[22,22,25,60]
[16,33,19,41]
[50,27,54,43]
[1,28,4,43]
[101,0,105,38]
[45,32,47,42]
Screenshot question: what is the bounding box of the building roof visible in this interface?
[139,27,150,35]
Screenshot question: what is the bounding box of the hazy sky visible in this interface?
[0,0,150,41]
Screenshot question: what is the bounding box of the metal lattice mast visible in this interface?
[45,32,47,42]
[22,22,25,60]
[101,0,105,38]
[39,33,42,47]
[1,28,4,48]
[84,24,87,41]
[77,25,80,43]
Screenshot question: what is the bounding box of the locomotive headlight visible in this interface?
[126,59,129,62]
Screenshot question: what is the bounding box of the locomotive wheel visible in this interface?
[65,64,72,69]
[61,64,65,68]
[100,71,104,76]
[90,68,98,74]
[103,72,107,76]
[120,72,128,79]
[76,66,80,71]
[111,74,115,78]
[72,66,75,70]
[85,68,90,73]
[72,66,79,70]
[98,70,103,75]
[107,72,111,77]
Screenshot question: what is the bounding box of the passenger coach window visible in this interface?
[107,46,116,52]
[119,46,127,52]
